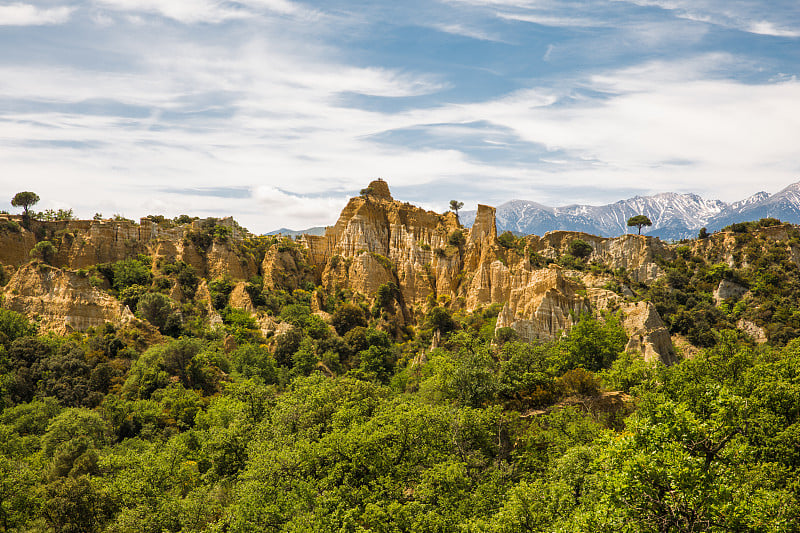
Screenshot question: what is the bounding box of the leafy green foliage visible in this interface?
[30,240,57,263]
[184,218,232,250]
[6,220,800,532]
[11,191,39,217]
[110,257,152,293]
[497,230,518,249]
[0,309,37,347]
[208,276,234,311]
[448,229,466,246]
[136,292,181,336]
[627,214,652,234]
[331,302,367,335]
[569,238,593,259]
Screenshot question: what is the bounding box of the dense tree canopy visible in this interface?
[2,224,800,531]
[11,191,39,217]
[627,214,653,235]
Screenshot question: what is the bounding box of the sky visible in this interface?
[1,0,799,233]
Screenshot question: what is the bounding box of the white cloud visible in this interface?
[431,23,505,42]
[748,21,800,38]
[2,0,799,232]
[5,48,799,229]
[412,54,800,202]
[93,0,248,24]
[495,11,604,28]
[93,0,307,23]
[238,0,300,15]
[0,3,74,25]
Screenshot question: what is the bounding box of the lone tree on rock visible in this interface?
[449,200,464,223]
[627,214,652,235]
[11,191,40,218]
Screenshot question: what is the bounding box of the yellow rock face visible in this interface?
[0,183,682,363]
[3,263,134,334]
[302,184,680,362]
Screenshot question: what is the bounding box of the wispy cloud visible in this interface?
[616,0,800,38]
[431,23,505,42]
[0,3,74,26]
[495,11,605,28]
[2,0,799,232]
[93,0,306,24]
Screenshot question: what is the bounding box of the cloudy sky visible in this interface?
[1,0,799,232]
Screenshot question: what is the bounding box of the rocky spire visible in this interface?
[364,178,392,200]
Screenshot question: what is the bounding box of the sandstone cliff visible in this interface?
[3,262,134,334]
[0,181,707,363]
[302,180,678,362]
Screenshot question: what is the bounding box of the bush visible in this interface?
[0,309,37,346]
[112,258,152,292]
[229,344,278,384]
[569,239,592,259]
[561,314,628,372]
[208,277,235,310]
[137,293,179,334]
[332,303,367,336]
[30,240,57,263]
[557,368,601,397]
[0,219,21,233]
[497,231,517,249]
[448,229,466,247]
[757,217,781,227]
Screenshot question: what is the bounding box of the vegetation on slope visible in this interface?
[2,215,800,531]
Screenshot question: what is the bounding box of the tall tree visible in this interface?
[11,191,39,218]
[627,214,652,235]
[449,200,464,223]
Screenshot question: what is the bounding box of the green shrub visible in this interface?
[569,239,592,259]
[498,231,517,249]
[448,229,466,247]
[30,240,57,263]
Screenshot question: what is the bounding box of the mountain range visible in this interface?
[459,181,800,241]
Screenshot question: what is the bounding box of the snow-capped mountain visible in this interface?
[708,183,800,232]
[460,182,800,241]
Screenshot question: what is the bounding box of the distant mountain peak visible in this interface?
[461,183,800,241]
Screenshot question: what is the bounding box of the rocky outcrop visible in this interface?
[307,179,460,307]
[714,279,748,305]
[0,220,36,266]
[229,281,255,312]
[0,181,687,363]
[738,319,767,343]
[195,279,223,326]
[2,263,134,334]
[1,216,256,278]
[301,182,680,362]
[495,266,591,341]
[529,231,672,283]
[262,247,314,291]
[618,301,676,363]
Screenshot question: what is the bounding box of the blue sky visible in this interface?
[1,0,799,232]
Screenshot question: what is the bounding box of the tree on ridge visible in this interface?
[627,214,652,235]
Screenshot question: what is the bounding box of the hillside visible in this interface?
[1,180,800,531]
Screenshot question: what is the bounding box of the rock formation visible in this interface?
[0,180,728,364]
[3,263,134,334]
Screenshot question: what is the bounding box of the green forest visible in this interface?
[2,221,800,532]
